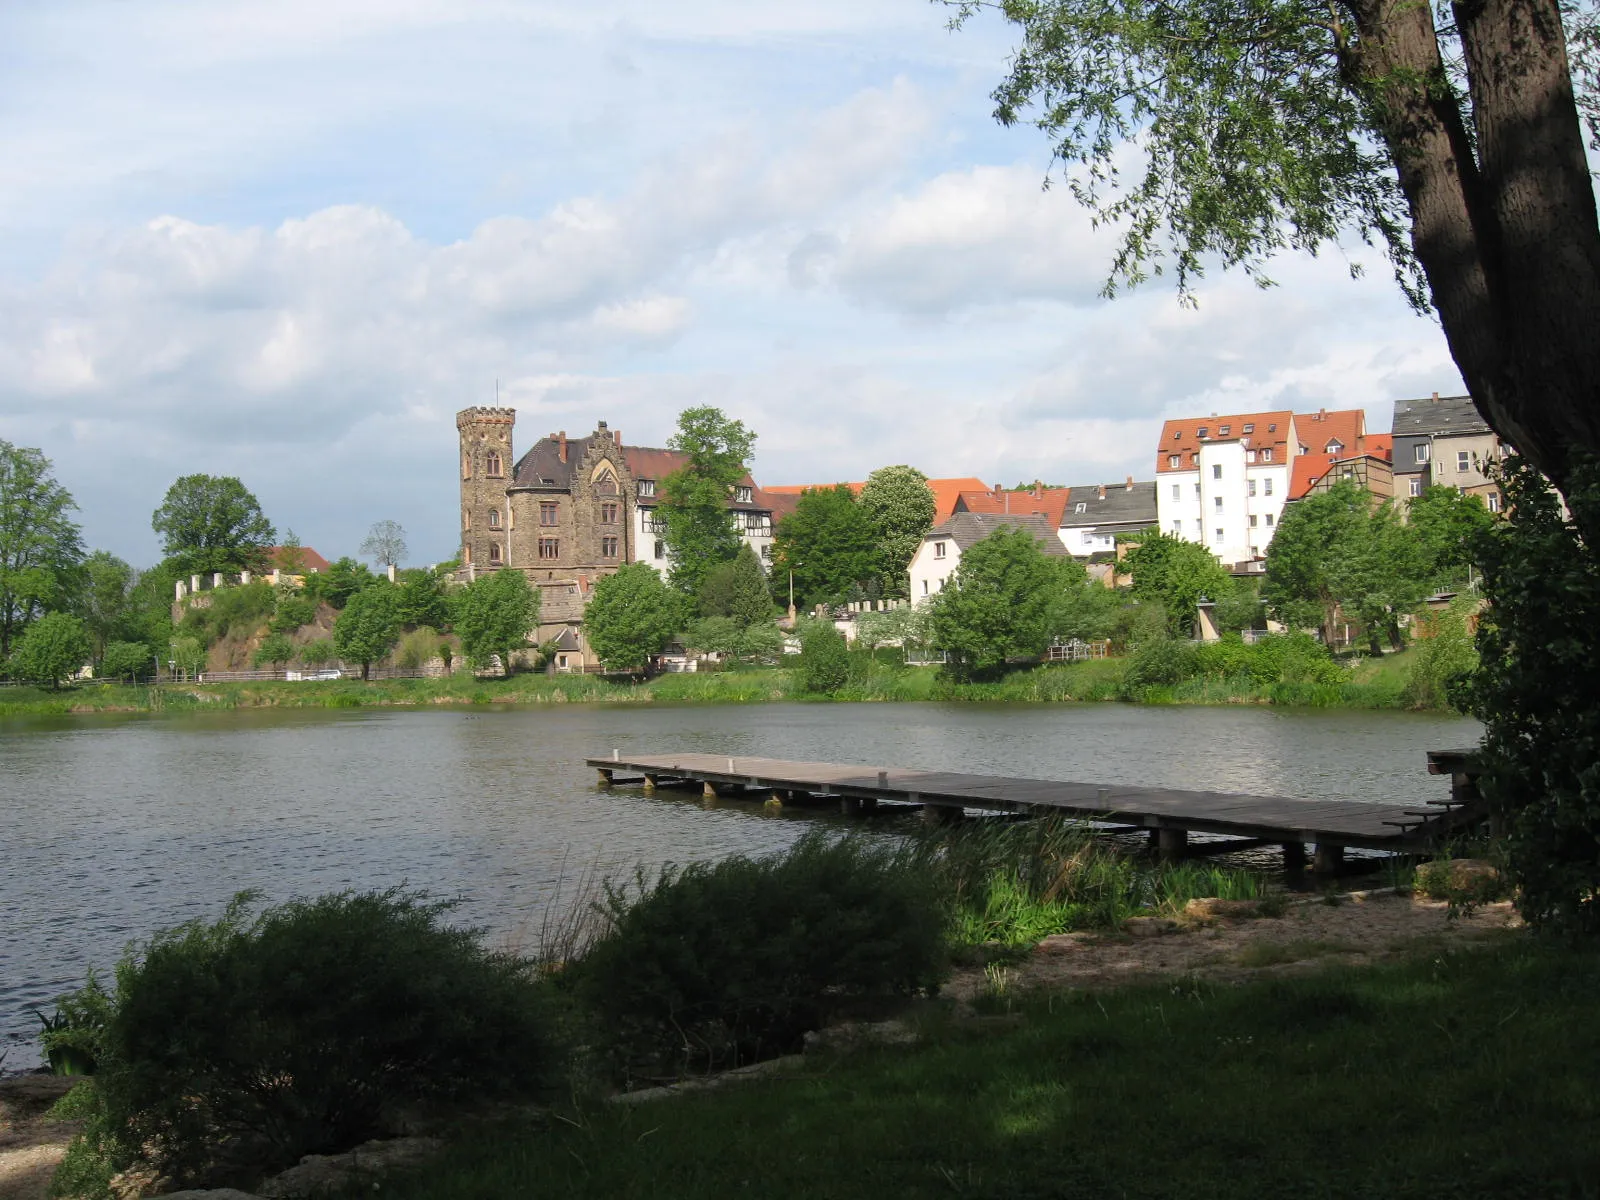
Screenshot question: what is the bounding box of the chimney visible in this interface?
[1098,484,1106,500]
[615,428,622,448]
[1431,391,1440,402]
[1125,474,1133,491]
[559,432,567,463]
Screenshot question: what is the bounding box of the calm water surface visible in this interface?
[0,701,1479,1067]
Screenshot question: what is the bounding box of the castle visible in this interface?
[455,408,781,666]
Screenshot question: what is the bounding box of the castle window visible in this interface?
[540,502,558,526]
[488,543,502,564]
[462,509,471,531]
[462,454,471,479]
[601,536,619,558]
[488,509,500,529]
[486,452,502,477]
[601,502,619,524]
[734,485,753,504]
[538,538,559,560]
[637,479,655,498]
[462,545,471,564]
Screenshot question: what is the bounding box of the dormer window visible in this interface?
[1218,425,1230,436]
[1261,448,1274,462]
[1168,454,1181,468]
[1197,426,1209,438]
[1326,439,1344,454]
[734,485,753,503]
[934,541,947,559]
[1074,502,1087,513]
[1242,423,1255,434]
[637,479,655,498]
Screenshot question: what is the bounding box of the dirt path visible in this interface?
[0,1075,81,1200]
[947,890,1522,1003]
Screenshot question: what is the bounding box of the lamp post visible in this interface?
[787,561,802,621]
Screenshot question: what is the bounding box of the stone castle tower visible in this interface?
[456,407,515,572]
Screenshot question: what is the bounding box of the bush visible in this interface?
[180,582,275,645]
[797,620,850,694]
[270,589,317,634]
[9,612,91,688]
[1120,637,1194,693]
[98,641,151,684]
[572,833,947,1079]
[75,889,562,1187]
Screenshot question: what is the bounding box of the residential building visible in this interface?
[907,512,1069,601]
[1391,393,1504,511]
[766,477,991,523]
[456,409,779,660]
[1057,478,1159,563]
[1153,408,1370,565]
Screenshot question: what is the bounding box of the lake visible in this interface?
[0,701,1479,1068]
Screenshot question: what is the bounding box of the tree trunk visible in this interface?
[1343,0,1600,520]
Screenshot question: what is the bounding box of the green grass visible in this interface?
[327,939,1597,1200]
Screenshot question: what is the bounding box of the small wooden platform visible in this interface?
[587,751,1486,870]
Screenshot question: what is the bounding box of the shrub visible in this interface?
[98,641,151,684]
[796,620,850,694]
[1120,637,1194,694]
[572,833,947,1079]
[76,889,562,1187]
[250,633,295,669]
[8,612,91,688]
[180,582,275,645]
[269,588,317,634]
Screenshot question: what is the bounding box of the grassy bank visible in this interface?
[332,939,1595,1200]
[0,650,1432,717]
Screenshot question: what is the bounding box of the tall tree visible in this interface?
[7,611,90,689]
[1121,532,1233,637]
[77,551,136,663]
[657,407,756,594]
[1263,488,1369,639]
[1408,486,1497,588]
[771,485,879,610]
[332,582,400,680]
[726,544,773,628]
[360,520,408,570]
[453,569,541,675]
[947,0,1600,506]
[1324,501,1429,654]
[0,441,84,658]
[858,466,937,597]
[151,475,275,576]
[585,562,688,669]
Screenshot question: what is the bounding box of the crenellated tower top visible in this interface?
[456,406,516,430]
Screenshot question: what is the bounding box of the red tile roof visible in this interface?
[266,546,331,573]
[766,477,990,522]
[1362,433,1393,461]
[1289,454,1336,500]
[1294,409,1366,457]
[953,486,1073,527]
[1156,410,1294,474]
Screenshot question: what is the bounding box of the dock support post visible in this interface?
[703,781,719,801]
[765,791,784,811]
[1282,842,1307,873]
[643,774,657,793]
[841,797,862,817]
[1157,827,1188,863]
[1147,829,1161,851]
[597,767,614,786]
[1313,843,1345,874]
[921,804,964,825]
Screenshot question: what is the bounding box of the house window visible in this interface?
[1265,513,1275,526]
[1416,443,1431,464]
[1218,425,1230,436]
[1264,479,1274,496]
[1242,423,1254,434]
[654,540,666,559]
[1170,520,1182,534]
[1488,492,1502,513]
[540,502,558,526]
[1261,448,1273,462]
[1457,450,1470,472]
[1168,455,1181,468]
[1248,479,1257,497]
[1193,483,1201,498]
[1197,426,1208,438]
[1410,477,1423,497]
[488,543,502,565]
[1171,484,1180,500]
[462,509,471,530]
[1172,430,1183,440]
[538,538,559,560]
[934,542,947,559]
[1249,514,1258,527]
[1267,423,1277,432]
[1190,453,1199,466]
[1212,464,1222,480]
[485,452,502,477]
[734,485,753,503]
[760,544,772,560]
[1214,496,1224,510]
[922,579,929,595]
[1246,450,1256,463]
[637,479,655,498]
[488,509,500,529]
[1251,545,1260,557]
[1074,502,1087,513]
[1326,440,1343,454]
[1194,519,1202,535]
[601,536,619,558]
[601,502,619,524]
[1213,528,1224,543]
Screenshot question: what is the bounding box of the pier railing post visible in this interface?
[1157,827,1188,863]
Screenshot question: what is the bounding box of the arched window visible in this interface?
[488,509,500,529]
[486,451,503,477]
[489,543,503,564]
[462,509,471,530]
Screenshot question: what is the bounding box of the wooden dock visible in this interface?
[587,751,1487,871]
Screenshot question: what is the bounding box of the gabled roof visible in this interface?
[1392,393,1492,438]
[1363,433,1393,461]
[1059,480,1159,528]
[1294,408,1366,457]
[766,477,990,522]
[1156,410,1294,474]
[1289,454,1336,500]
[953,486,1073,527]
[511,428,766,510]
[923,512,1070,556]
[266,546,331,573]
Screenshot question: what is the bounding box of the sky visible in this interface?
[0,0,1462,568]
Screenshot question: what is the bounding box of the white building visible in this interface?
[908,512,1069,602]
[1154,408,1367,565]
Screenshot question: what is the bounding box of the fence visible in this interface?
[1044,638,1111,662]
